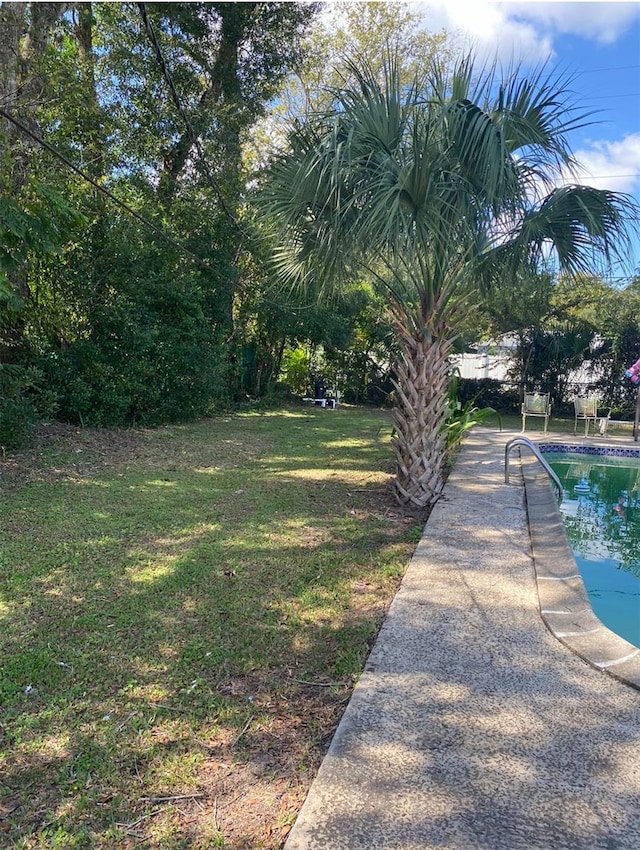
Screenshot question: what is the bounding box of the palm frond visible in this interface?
[521,185,638,272]
[261,52,638,318]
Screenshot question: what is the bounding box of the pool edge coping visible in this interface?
[522,451,640,691]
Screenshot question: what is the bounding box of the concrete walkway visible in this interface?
[285,429,640,850]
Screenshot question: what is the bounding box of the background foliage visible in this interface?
[0,2,638,452]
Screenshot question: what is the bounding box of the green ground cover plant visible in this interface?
[0,406,423,849]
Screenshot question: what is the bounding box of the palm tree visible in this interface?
[264,55,637,511]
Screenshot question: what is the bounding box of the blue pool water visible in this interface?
[542,447,640,649]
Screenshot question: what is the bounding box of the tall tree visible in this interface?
[2,3,320,436]
[264,56,637,510]
[588,275,640,414]
[485,269,595,403]
[246,1,450,170]
[97,2,318,340]
[240,2,451,400]
[0,2,68,334]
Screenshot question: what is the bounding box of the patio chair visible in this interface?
[574,397,609,437]
[521,392,551,433]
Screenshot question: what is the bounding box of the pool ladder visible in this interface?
[504,436,563,500]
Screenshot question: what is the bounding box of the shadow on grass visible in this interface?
[0,406,421,845]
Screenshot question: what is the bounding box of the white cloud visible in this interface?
[414,1,640,61]
[415,1,554,62]
[561,133,640,193]
[505,2,640,45]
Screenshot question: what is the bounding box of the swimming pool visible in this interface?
[540,445,640,650]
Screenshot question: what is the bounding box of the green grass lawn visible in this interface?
[0,406,424,849]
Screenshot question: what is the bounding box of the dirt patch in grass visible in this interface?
[0,408,425,849]
[137,681,352,849]
[1,419,272,490]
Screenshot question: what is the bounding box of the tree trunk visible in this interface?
[0,2,65,360]
[391,326,452,511]
[152,2,252,210]
[140,2,246,347]
[0,3,26,158]
[75,2,104,180]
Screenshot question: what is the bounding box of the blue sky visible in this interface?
[412,0,640,280]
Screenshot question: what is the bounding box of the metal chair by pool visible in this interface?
[574,397,610,437]
[522,392,551,433]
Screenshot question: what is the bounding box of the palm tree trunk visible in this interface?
[391,327,452,511]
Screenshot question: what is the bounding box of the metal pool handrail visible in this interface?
[505,436,563,500]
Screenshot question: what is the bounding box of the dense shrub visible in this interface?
[38,283,228,427]
[281,347,310,396]
[0,364,56,449]
[456,379,521,415]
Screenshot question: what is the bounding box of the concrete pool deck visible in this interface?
[285,427,640,850]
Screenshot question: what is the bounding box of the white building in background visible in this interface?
[449,351,511,381]
[449,337,516,382]
[450,335,603,390]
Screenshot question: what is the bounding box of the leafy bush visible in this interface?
[456,378,521,415]
[281,347,310,396]
[0,364,55,450]
[39,281,228,427]
[442,374,502,453]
